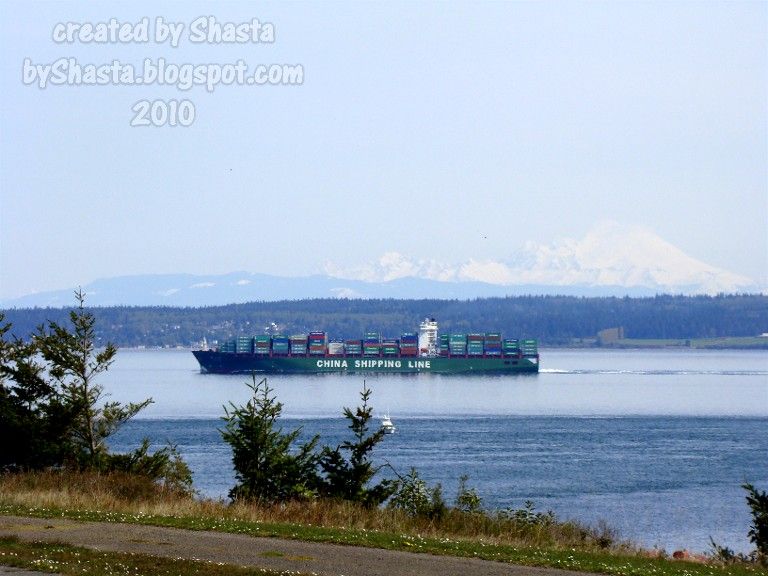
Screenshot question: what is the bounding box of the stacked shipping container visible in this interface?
[448,333,467,356]
[399,333,418,357]
[521,339,538,356]
[467,333,484,356]
[363,332,381,356]
[382,338,399,356]
[308,332,326,355]
[217,331,536,358]
[271,335,289,355]
[235,336,253,353]
[503,338,519,355]
[290,335,308,355]
[484,332,502,356]
[219,340,236,353]
[254,335,271,355]
[439,334,450,356]
[345,339,362,355]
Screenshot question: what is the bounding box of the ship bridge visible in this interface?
[418,317,438,356]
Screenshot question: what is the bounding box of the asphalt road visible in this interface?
[0,515,602,576]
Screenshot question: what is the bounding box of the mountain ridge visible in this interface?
[1,272,663,308]
[3,222,762,308]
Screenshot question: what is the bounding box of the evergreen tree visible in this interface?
[1,297,191,489]
[34,289,152,468]
[221,375,319,502]
[743,482,768,557]
[318,382,395,506]
[0,314,74,469]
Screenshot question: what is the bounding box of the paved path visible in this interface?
[0,515,599,576]
[0,568,50,576]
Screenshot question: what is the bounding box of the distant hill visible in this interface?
[0,271,660,308]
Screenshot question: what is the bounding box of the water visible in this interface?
[105,348,768,554]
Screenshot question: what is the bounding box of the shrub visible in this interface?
[102,439,193,495]
[389,468,446,519]
[454,474,483,514]
[221,375,319,503]
[709,537,737,565]
[499,500,556,526]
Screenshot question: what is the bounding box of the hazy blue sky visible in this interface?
[1,1,766,299]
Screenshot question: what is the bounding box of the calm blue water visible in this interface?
[105,348,768,554]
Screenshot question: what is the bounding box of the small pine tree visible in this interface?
[0,314,74,469]
[743,482,768,557]
[221,375,319,502]
[34,289,152,468]
[318,382,395,506]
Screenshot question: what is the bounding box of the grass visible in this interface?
[608,337,768,349]
[688,337,768,349]
[613,338,689,347]
[0,536,312,575]
[0,470,619,551]
[1,471,766,576]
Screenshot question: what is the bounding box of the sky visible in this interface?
[1,1,766,300]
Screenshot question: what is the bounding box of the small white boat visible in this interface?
[381,414,396,434]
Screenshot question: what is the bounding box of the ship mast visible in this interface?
[418,317,438,357]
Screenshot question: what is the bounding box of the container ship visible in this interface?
[192,319,539,375]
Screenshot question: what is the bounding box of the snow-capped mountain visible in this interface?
[324,221,760,295]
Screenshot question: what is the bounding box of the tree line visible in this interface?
[2,294,767,347]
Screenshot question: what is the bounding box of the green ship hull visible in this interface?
[192,350,539,375]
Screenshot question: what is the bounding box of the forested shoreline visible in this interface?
[2,294,766,348]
